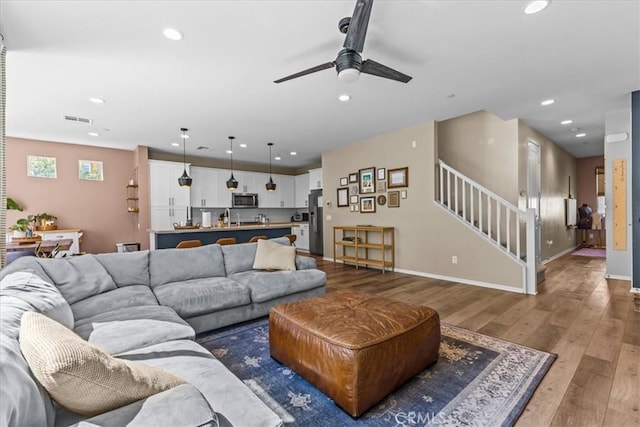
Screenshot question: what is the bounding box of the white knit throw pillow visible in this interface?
[19,311,185,416]
[252,238,296,271]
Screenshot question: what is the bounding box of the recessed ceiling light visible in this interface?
[561,119,573,125]
[275,156,281,161]
[163,28,183,41]
[338,94,351,102]
[290,151,297,156]
[524,0,551,15]
[540,99,555,106]
[88,132,100,137]
[89,97,105,104]
[239,143,247,148]
[576,133,586,138]
[226,150,233,154]
[180,133,189,139]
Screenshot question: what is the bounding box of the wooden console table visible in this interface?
[333,226,395,273]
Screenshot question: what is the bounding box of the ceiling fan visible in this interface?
[274,0,412,84]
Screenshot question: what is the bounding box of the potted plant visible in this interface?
[7,197,23,211]
[34,213,57,230]
[9,218,31,238]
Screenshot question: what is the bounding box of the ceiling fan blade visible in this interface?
[274,62,336,83]
[343,0,374,53]
[361,59,412,83]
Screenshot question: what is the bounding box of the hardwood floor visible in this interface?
[314,253,639,427]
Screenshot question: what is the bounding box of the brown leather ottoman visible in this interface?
[269,289,440,417]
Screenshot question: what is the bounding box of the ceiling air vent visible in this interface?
[196,146,210,151]
[63,115,93,124]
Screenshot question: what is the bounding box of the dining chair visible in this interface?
[176,239,202,249]
[248,235,268,243]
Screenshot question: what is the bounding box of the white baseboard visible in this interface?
[605,274,632,281]
[325,257,525,294]
[542,245,578,264]
[630,287,640,294]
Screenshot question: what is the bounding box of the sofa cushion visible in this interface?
[19,312,186,417]
[73,305,195,355]
[94,251,150,288]
[1,296,56,427]
[149,244,226,288]
[55,384,219,427]
[220,242,258,274]
[153,277,251,318]
[0,255,51,282]
[252,239,296,271]
[70,285,159,321]
[37,256,117,304]
[1,271,73,329]
[118,339,282,427]
[229,269,327,303]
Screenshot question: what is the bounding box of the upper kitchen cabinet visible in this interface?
[261,174,294,208]
[149,160,191,208]
[308,168,322,190]
[295,173,309,208]
[190,166,221,207]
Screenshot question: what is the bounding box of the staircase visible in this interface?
[436,160,537,294]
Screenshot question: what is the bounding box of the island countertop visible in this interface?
[149,222,306,249]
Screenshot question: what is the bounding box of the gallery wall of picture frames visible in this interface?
[337,166,409,213]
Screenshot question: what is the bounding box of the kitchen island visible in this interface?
[149,222,303,249]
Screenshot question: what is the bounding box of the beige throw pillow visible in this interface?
[19,311,185,416]
[252,238,296,271]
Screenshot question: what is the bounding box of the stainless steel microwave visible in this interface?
[232,193,259,208]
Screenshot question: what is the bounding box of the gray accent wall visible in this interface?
[321,122,524,291]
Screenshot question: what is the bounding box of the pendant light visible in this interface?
[226,136,239,190]
[266,142,277,192]
[177,127,192,187]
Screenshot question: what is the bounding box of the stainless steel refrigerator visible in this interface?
[308,189,323,255]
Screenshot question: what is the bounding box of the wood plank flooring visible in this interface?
[314,253,639,427]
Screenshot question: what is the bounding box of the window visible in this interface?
[27,156,57,178]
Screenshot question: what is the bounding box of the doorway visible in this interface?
[527,140,542,264]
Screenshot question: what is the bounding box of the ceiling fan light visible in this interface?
[338,68,360,82]
[178,170,192,187]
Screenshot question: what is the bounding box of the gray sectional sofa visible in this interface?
[0,237,326,427]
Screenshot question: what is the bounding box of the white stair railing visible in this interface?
[437,159,536,293]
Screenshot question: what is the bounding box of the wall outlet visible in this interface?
[326,215,332,221]
[451,256,458,264]
[411,140,417,148]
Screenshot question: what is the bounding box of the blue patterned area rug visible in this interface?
[197,319,555,427]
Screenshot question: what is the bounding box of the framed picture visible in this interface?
[339,177,348,186]
[388,167,409,188]
[359,167,375,194]
[388,191,400,207]
[400,190,407,199]
[377,168,386,181]
[350,195,359,204]
[78,160,104,181]
[376,181,386,193]
[27,155,57,179]
[377,194,387,206]
[360,196,376,213]
[350,185,359,195]
[349,173,359,183]
[337,187,349,207]
[350,204,359,212]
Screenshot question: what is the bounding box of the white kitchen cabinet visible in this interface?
[262,174,294,208]
[150,207,188,230]
[190,166,220,207]
[292,224,309,251]
[308,168,322,190]
[295,173,309,208]
[149,160,191,207]
[149,160,191,229]
[35,228,83,256]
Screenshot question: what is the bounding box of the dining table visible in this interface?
[6,238,73,256]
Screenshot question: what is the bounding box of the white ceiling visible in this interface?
[1,1,638,168]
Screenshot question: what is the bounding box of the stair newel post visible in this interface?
[525,208,537,294]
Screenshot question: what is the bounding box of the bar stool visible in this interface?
[176,240,202,249]
[248,235,268,243]
[215,237,237,246]
[284,234,297,246]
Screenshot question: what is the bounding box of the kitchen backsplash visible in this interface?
[190,207,308,224]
